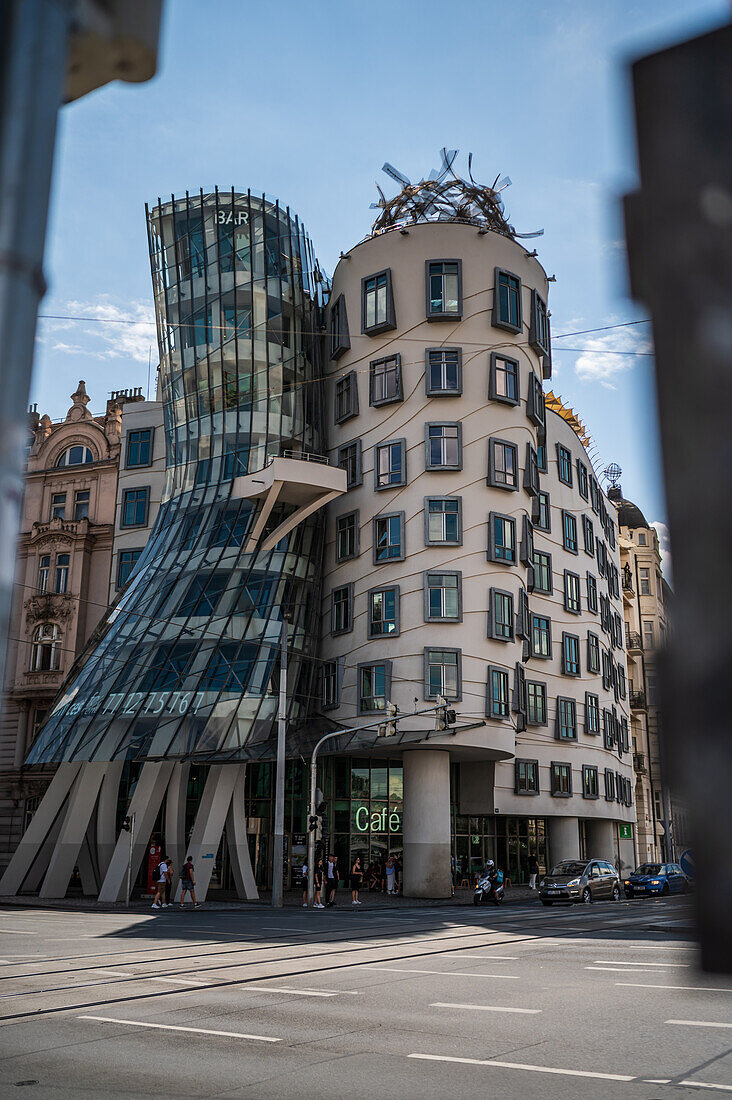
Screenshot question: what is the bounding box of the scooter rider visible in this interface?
[485,860,500,902]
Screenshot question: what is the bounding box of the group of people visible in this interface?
[300,852,401,907]
[152,854,200,909]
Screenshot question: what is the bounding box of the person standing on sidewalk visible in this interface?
[180,856,200,908]
[528,852,539,890]
[163,856,174,907]
[326,855,338,907]
[152,856,167,909]
[350,856,363,905]
[314,858,325,908]
[301,861,309,907]
[386,855,396,896]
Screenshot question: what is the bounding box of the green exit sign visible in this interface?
[619,824,632,840]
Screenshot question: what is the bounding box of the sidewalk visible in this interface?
[0,884,540,913]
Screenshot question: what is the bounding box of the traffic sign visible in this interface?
[619,824,632,840]
[679,848,695,879]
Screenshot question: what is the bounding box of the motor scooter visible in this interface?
[473,870,504,906]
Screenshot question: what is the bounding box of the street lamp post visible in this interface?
[271,616,288,908]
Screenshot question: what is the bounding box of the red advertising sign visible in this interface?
[146,842,162,894]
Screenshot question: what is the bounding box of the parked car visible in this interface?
[623,862,689,898]
[539,858,620,905]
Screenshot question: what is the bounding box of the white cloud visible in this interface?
[651,520,672,584]
[41,297,156,365]
[571,323,653,390]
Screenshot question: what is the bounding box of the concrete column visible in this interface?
[165,762,190,886]
[585,819,615,864]
[96,762,124,881]
[548,816,580,866]
[0,762,81,896]
[178,764,241,902]
[40,762,106,898]
[98,761,174,903]
[402,749,451,899]
[226,763,258,901]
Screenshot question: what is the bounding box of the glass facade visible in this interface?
[27,191,327,765]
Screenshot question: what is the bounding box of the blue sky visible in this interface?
[32,0,728,569]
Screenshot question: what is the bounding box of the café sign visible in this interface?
[355,806,402,833]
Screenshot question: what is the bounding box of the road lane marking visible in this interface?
[440,954,519,961]
[667,1020,732,1030]
[430,1003,540,1014]
[357,966,519,978]
[244,987,335,997]
[593,960,689,967]
[77,1015,281,1043]
[88,969,136,978]
[0,929,37,935]
[617,983,732,993]
[408,1053,634,1082]
[145,976,211,987]
[679,1082,732,1093]
[586,966,669,973]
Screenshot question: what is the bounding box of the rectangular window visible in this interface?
[54,552,69,593]
[557,444,573,486]
[562,632,580,676]
[531,614,552,659]
[329,293,350,360]
[426,422,461,469]
[51,492,66,520]
[337,440,362,489]
[520,515,534,567]
[323,660,339,708]
[587,631,600,673]
[178,571,230,617]
[643,620,655,650]
[426,259,461,319]
[336,510,359,562]
[515,759,539,794]
[493,268,522,333]
[564,571,581,614]
[577,460,589,500]
[425,497,461,544]
[551,762,572,797]
[425,571,461,621]
[524,443,540,497]
[639,567,651,595]
[585,692,600,734]
[488,437,518,490]
[617,664,627,699]
[368,586,399,637]
[535,490,550,532]
[359,661,390,712]
[603,709,615,749]
[489,353,520,405]
[426,347,462,396]
[425,648,461,700]
[537,442,547,472]
[489,588,514,640]
[532,549,552,594]
[370,355,402,406]
[362,269,395,334]
[331,584,353,635]
[117,548,142,589]
[530,289,551,358]
[604,769,616,801]
[488,512,516,564]
[121,487,149,528]
[527,373,545,427]
[487,666,510,718]
[556,697,577,740]
[73,489,90,521]
[638,531,647,546]
[582,515,595,556]
[126,428,152,468]
[517,588,530,640]
[375,439,406,489]
[527,681,547,725]
[335,372,359,423]
[38,554,51,593]
[373,513,404,563]
[587,572,598,614]
[562,510,578,553]
[583,765,599,799]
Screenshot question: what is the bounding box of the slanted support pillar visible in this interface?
[226,764,258,900]
[176,764,240,902]
[0,762,81,896]
[40,762,107,898]
[98,761,174,903]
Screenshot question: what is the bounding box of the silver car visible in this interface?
[539,858,621,905]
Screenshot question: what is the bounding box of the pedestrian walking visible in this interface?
[314,859,324,908]
[528,851,539,890]
[301,862,309,907]
[326,854,338,906]
[151,855,168,909]
[350,855,363,905]
[386,855,396,895]
[164,855,174,907]
[179,856,200,908]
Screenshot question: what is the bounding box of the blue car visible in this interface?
[623,862,689,898]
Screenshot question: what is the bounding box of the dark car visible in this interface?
[623,862,689,898]
[539,858,620,905]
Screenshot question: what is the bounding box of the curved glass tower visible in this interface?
[28,190,327,765]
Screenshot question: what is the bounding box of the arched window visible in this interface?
[31,624,61,671]
[56,445,94,467]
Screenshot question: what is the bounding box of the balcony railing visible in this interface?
[622,574,634,593]
[625,631,643,651]
[633,751,647,773]
[630,690,647,710]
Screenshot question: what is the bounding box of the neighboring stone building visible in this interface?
[0,382,144,872]
[611,487,678,863]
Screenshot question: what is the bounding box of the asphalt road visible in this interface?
[0,895,728,1098]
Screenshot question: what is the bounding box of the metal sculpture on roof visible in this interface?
[369,148,544,239]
